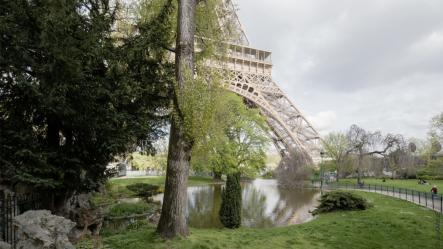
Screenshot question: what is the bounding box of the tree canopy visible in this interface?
[192,92,270,178]
[0,0,171,195]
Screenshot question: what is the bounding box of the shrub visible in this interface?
[219,173,242,228]
[107,202,152,218]
[126,183,160,198]
[312,191,371,215]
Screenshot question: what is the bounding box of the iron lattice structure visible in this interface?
[218,0,322,161]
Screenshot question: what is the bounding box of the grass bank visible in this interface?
[79,191,443,249]
[91,176,214,206]
[338,178,443,193]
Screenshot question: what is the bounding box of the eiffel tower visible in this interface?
[218,0,322,162]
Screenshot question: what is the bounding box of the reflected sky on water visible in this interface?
[154,179,320,228]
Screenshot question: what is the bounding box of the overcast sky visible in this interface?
[235,0,443,139]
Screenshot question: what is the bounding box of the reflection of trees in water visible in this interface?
[186,181,319,228]
[241,185,273,228]
[187,185,223,228]
[271,185,319,225]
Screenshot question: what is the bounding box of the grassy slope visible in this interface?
[338,178,443,193]
[98,191,442,249]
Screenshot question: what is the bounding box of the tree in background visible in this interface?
[417,113,443,179]
[219,172,241,228]
[430,113,443,143]
[322,132,348,181]
[346,125,403,184]
[131,152,167,172]
[275,149,313,188]
[191,92,269,179]
[0,0,170,207]
[192,92,268,229]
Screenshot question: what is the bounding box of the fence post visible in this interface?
[419,191,421,205]
[432,194,435,210]
[425,192,428,207]
[440,195,442,213]
[1,195,4,243]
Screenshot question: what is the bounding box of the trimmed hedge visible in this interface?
[313,191,371,215]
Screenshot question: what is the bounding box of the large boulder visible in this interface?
[14,210,76,249]
[0,241,11,249]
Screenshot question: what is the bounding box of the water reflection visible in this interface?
[154,179,320,228]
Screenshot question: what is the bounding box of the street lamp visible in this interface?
[320,151,325,193]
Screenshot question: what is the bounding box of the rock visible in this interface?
[62,193,104,241]
[14,210,76,249]
[0,241,11,249]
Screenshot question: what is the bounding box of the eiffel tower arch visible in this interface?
[217,0,322,162]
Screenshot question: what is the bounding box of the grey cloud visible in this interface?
[236,0,443,138]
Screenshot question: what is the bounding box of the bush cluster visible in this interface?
[312,191,371,215]
[126,183,160,198]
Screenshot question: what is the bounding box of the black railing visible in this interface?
[315,181,443,213]
[0,194,48,247]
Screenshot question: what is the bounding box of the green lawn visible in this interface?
[79,191,443,249]
[338,178,443,193]
[92,176,214,206]
[110,175,214,189]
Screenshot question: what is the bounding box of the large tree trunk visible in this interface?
[156,0,197,239]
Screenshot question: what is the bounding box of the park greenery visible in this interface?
[321,113,443,182]
[192,92,269,179]
[312,191,371,215]
[77,191,442,249]
[1,0,443,247]
[219,173,242,228]
[0,0,171,207]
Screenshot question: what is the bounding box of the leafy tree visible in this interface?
[156,0,229,238]
[0,0,170,207]
[322,132,348,181]
[219,172,241,228]
[131,152,167,172]
[192,92,269,179]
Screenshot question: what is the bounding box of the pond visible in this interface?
[153,179,320,228]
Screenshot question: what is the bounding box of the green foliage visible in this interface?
[322,132,349,178]
[430,112,443,142]
[0,0,172,195]
[312,191,371,215]
[82,192,441,249]
[192,92,269,177]
[131,152,167,171]
[107,202,153,218]
[417,157,443,180]
[126,183,161,198]
[219,173,242,229]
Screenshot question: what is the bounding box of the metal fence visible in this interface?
[320,182,443,213]
[0,194,48,246]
